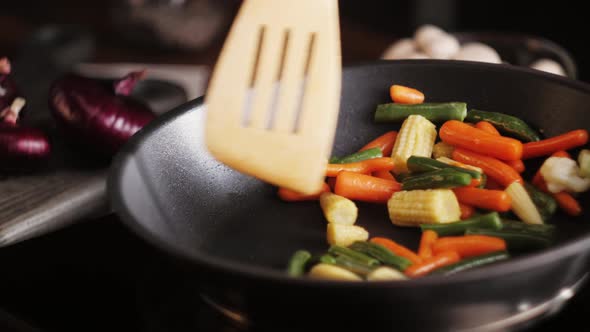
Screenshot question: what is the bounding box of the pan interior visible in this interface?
[113,60,590,276]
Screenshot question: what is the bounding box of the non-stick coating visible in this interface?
[110,60,590,330]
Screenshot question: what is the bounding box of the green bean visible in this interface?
[375,102,467,123]
[287,250,312,277]
[420,212,502,236]
[328,245,380,267]
[330,147,382,164]
[349,241,412,271]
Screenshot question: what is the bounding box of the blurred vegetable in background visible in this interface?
[49,70,155,157]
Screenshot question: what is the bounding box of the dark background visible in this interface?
[1,1,589,331]
[2,1,589,79]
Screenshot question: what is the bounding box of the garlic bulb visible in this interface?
[453,42,502,64]
[422,33,460,59]
[381,38,416,60]
[530,59,566,76]
[414,24,446,50]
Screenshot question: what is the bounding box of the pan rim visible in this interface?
[109,59,590,288]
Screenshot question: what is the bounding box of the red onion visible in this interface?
[0,98,51,171]
[0,57,21,115]
[49,70,156,156]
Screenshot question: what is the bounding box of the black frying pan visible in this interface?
[109,60,590,331]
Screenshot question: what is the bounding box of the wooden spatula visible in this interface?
[205,0,341,195]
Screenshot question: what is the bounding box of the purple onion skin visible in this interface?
[0,124,51,170]
[0,74,20,115]
[49,72,156,156]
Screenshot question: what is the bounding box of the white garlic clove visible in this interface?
[530,59,566,76]
[406,52,430,59]
[414,24,446,50]
[452,42,502,64]
[422,33,460,59]
[381,38,417,60]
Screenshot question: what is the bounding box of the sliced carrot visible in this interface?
[278,182,330,202]
[432,235,506,258]
[326,157,395,177]
[522,129,588,159]
[404,251,460,277]
[452,148,523,187]
[334,171,401,204]
[418,230,438,260]
[459,203,475,219]
[372,170,396,181]
[440,120,523,161]
[453,187,511,212]
[532,151,581,216]
[505,159,525,173]
[370,237,422,265]
[389,85,425,104]
[359,131,398,157]
[475,121,501,135]
[484,177,503,190]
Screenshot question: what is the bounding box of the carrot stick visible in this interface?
[553,192,582,216]
[432,235,506,258]
[418,230,438,260]
[532,151,581,216]
[532,173,581,216]
[370,237,423,265]
[453,187,512,212]
[467,177,482,188]
[404,251,460,277]
[475,121,501,135]
[550,150,572,159]
[484,177,503,190]
[475,121,526,173]
[278,182,331,202]
[440,120,523,161]
[452,148,523,187]
[389,85,425,104]
[326,177,337,191]
[522,129,588,159]
[372,170,396,181]
[326,157,395,177]
[359,131,398,157]
[334,171,401,204]
[505,159,525,173]
[459,203,475,219]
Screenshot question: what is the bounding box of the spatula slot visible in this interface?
[293,32,316,134]
[265,29,292,130]
[249,25,266,88]
[242,25,266,127]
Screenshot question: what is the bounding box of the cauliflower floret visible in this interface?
[540,157,590,193]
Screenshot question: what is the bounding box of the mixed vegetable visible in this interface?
[280,84,589,281]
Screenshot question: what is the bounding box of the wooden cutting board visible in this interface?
[0,171,108,246]
[0,47,208,246]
